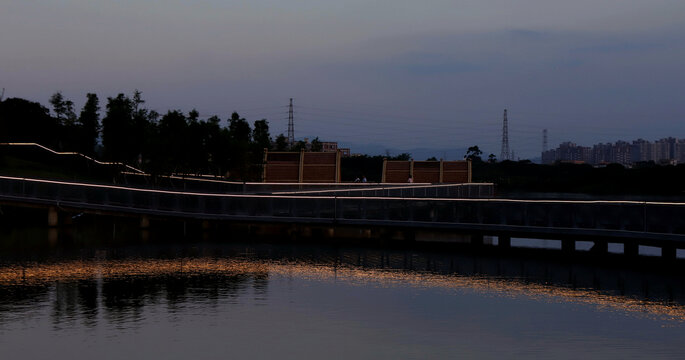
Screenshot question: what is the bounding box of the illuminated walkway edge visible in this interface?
[1,175,684,258]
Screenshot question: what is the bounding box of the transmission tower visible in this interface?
[287,98,295,145]
[542,129,548,153]
[500,109,510,161]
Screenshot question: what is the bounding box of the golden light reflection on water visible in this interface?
[0,257,683,322]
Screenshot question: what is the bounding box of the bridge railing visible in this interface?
[270,183,495,198]
[2,176,685,241]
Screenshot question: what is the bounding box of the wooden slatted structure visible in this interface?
[263,149,341,183]
[442,160,471,183]
[382,159,471,183]
[382,160,411,183]
[413,161,441,183]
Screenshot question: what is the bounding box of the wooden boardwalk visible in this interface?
[1,175,684,258]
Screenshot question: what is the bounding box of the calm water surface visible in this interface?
[1,242,684,359]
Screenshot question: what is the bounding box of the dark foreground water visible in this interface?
[1,242,685,360]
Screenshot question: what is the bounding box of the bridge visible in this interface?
[1,175,684,259]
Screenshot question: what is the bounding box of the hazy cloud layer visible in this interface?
[2,1,684,158]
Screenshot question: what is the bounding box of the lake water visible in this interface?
[1,241,684,359]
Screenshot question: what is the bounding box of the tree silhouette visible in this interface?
[227,112,252,179]
[275,134,288,151]
[50,92,79,151]
[50,92,76,125]
[102,93,135,161]
[464,145,483,161]
[0,97,58,146]
[252,119,271,151]
[77,93,100,156]
[394,153,412,161]
[203,115,228,175]
[157,110,190,172]
[310,137,323,152]
[291,140,307,151]
[4,92,314,180]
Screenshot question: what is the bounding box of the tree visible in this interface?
[393,153,412,161]
[202,115,228,175]
[130,90,155,166]
[487,154,497,163]
[310,137,323,152]
[157,110,189,172]
[49,92,66,122]
[188,109,200,124]
[275,134,288,151]
[244,119,272,180]
[102,93,135,161]
[426,156,437,161]
[77,93,100,155]
[64,100,76,126]
[49,92,76,126]
[252,119,271,150]
[186,109,205,173]
[291,140,307,151]
[464,145,483,161]
[0,97,58,146]
[228,112,251,144]
[132,90,145,114]
[227,112,252,178]
[50,91,79,150]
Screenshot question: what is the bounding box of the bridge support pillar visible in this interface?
[140,216,150,229]
[140,216,150,242]
[300,226,312,238]
[48,228,59,245]
[624,242,639,257]
[561,239,575,253]
[48,206,59,227]
[662,245,676,260]
[47,207,59,245]
[498,235,511,248]
[201,220,211,241]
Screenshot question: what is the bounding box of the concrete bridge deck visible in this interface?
[1,175,684,258]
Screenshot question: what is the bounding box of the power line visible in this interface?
[163,99,685,158]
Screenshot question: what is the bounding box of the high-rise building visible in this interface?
[544,138,685,166]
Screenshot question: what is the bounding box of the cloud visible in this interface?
[573,40,666,54]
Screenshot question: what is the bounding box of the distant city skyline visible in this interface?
[2,1,684,159]
[543,137,685,166]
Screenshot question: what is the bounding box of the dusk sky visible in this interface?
[2,1,685,159]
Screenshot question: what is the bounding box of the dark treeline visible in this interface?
[0,91,415,182]
[4,92,685,194]
[473,158,685,196]
[340,153,411,182]
[0,91,291,180]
